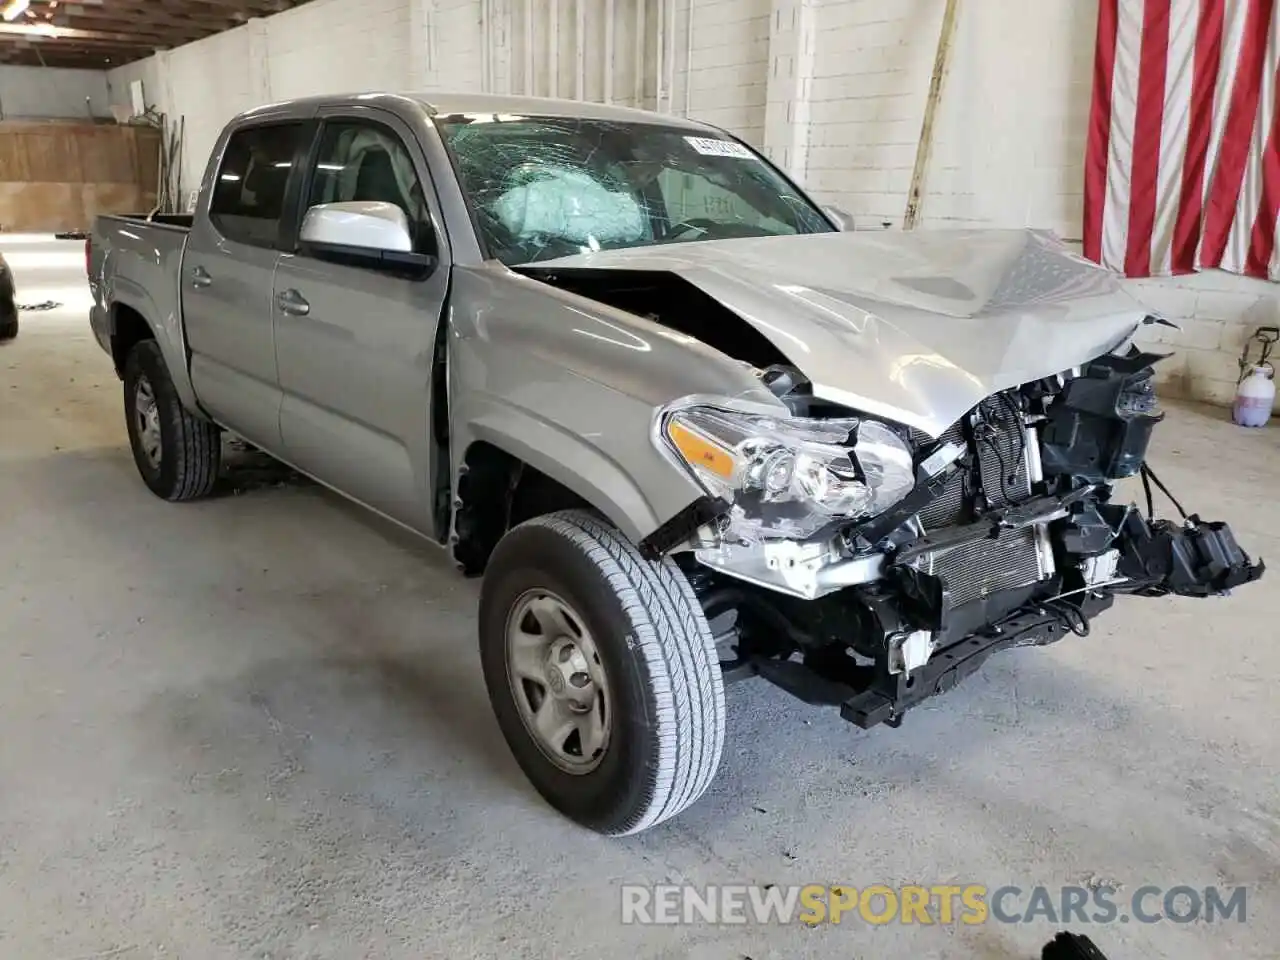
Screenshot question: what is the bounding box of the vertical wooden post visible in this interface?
[904,0,961,230]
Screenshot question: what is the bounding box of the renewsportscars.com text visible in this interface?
[620,884,1247,926]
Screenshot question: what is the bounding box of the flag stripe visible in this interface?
[1085,0,1280,282]
[1245,23,1280,274]
[1172,0,1225,274]
[1126,0,1172,277]
[1200,0,1274,268]
[1085,0,1120,265]
[1222,0,1279,273]
[1103,2,1145,271]
[1197,0,1251,268]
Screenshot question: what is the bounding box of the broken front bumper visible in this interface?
[718,498,1263,731]
[756,590,1116,729]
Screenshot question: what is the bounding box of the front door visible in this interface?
[273,108,451,535]
[183,120,313,452]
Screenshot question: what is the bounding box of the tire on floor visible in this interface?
[480,509,726,836]
[123,340,221,501]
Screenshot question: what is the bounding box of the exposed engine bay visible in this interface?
[648,344,1265,730]
[523,254,1266,731]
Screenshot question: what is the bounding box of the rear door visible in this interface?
[272,106,451,535]
[183,118,314,452]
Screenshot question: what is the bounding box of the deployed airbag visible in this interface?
[492,166,645,246]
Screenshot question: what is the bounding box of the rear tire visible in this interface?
[123,340,221,501]
[479,509,725,836]
[0,306,16,341]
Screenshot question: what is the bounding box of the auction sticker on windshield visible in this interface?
[684,136,754,159]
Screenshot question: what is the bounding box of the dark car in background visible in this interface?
[0,252,16,340]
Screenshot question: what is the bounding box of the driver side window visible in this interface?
[306,121,432,252]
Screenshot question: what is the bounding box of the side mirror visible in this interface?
[298,201,436,277]
[822,205,855,231]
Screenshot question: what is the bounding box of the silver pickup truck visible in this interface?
[88,92,1263,836]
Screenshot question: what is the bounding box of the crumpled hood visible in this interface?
[531,228,1148,437]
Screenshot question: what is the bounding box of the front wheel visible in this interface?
[479,510,725,836]
[123,340,221,501]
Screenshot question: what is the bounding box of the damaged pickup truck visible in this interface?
[88,93,1263,836]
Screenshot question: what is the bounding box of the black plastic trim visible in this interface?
[638,496,730,561]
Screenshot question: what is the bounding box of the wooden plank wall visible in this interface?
[0,121,161,233]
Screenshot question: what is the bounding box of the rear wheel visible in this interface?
[123,340,221,500]
[479,509,725,835]
[0,305,16,341]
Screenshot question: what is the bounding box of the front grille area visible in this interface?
[907,527,1045,608]
[908,397,1045,608]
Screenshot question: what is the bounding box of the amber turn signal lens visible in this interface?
[667,419,736,480]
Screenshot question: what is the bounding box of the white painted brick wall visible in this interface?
[162,27,260,197]
[682,0,769,145]
[95,0,1278,406]
[0,66,111,120]
[266,0,413,101]
[436,0,487,92]
[103,59,161,117]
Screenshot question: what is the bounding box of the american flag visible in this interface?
[1084,0,1280,280]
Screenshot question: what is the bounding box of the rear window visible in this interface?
[209,123,308,249]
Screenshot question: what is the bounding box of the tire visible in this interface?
[479,509,725,836]
[123,340,221,501]
[0,306,16,341]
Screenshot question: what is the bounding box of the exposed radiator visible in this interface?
[915,422,967,530]
[908,399,1046,608]
[913,403,1031,530]
[907,527,1046,608]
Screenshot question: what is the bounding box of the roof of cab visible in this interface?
[235,91,724,132]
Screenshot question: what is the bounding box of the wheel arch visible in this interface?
[452,417,671,575]
[110,302,155,376]
[106,287,205,418]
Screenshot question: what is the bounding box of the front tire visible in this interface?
[123,340,221,501]
[479,510,725,836]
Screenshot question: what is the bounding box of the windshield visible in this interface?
[434,114,834,264]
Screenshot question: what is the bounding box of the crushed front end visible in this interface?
[646,344,1264,730]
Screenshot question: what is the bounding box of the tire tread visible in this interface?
[519,510,725,835]
[126,340,220,501]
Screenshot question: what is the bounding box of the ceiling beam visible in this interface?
[45,17,208,46]
[163,0,281,7]
[0,23,161,45]
[45,5,238,33]
[0,0,313,69]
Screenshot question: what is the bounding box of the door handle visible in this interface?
[276,289,310,317]
[190,266,212,289]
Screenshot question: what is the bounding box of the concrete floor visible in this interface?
[1,235,1277,960]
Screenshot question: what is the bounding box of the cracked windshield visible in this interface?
[435,113,833,264]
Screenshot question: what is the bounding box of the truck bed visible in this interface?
[89,213,193,389]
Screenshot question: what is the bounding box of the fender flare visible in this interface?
[465,411,670,544]
[108,283,203,417]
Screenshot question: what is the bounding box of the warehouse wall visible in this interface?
[105,0,662,203]
[103,0,1278,406]
[0,66,111,120]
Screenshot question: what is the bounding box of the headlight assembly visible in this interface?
[660,404,915,541]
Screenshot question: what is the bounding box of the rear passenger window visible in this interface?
[209,123,307,249]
